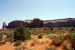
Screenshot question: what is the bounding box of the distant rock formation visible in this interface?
[7,20,28,28]
[44,18,75,27]
[4,18,75,28]
[3,22,7,28]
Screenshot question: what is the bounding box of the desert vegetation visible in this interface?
[0,26,75,50]
[0,18,75,50]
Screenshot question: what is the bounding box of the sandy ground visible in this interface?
[0,42,15,50]
[0,39,64,50]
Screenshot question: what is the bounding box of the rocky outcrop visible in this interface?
[5,18,75,28]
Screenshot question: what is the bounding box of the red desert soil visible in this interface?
[0,39,64,50]
[0,42,15,50]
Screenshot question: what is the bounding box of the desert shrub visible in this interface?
[30,40,37,46]
[31,41,35,46]
[46,34,56,38]
[71,28,74,31]
[13,26,31,42]
[66,33,75,49]
[14,45,27,50]
[38,34,42,39]
[45,46,56,50]
[5,32,14,42]
[49,34,65,47]
[50,28,53,30]
[59,27,62,30]
[0,34,3,41]
[14,41,21,46]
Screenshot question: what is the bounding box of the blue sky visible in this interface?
[0,0,75,28]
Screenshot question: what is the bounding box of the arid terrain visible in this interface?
[0,38,69,50]
[0,27,75,50]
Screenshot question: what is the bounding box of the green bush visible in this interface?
[13,26,31,42]
[49,34,65,47]
[66,33,75,49]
